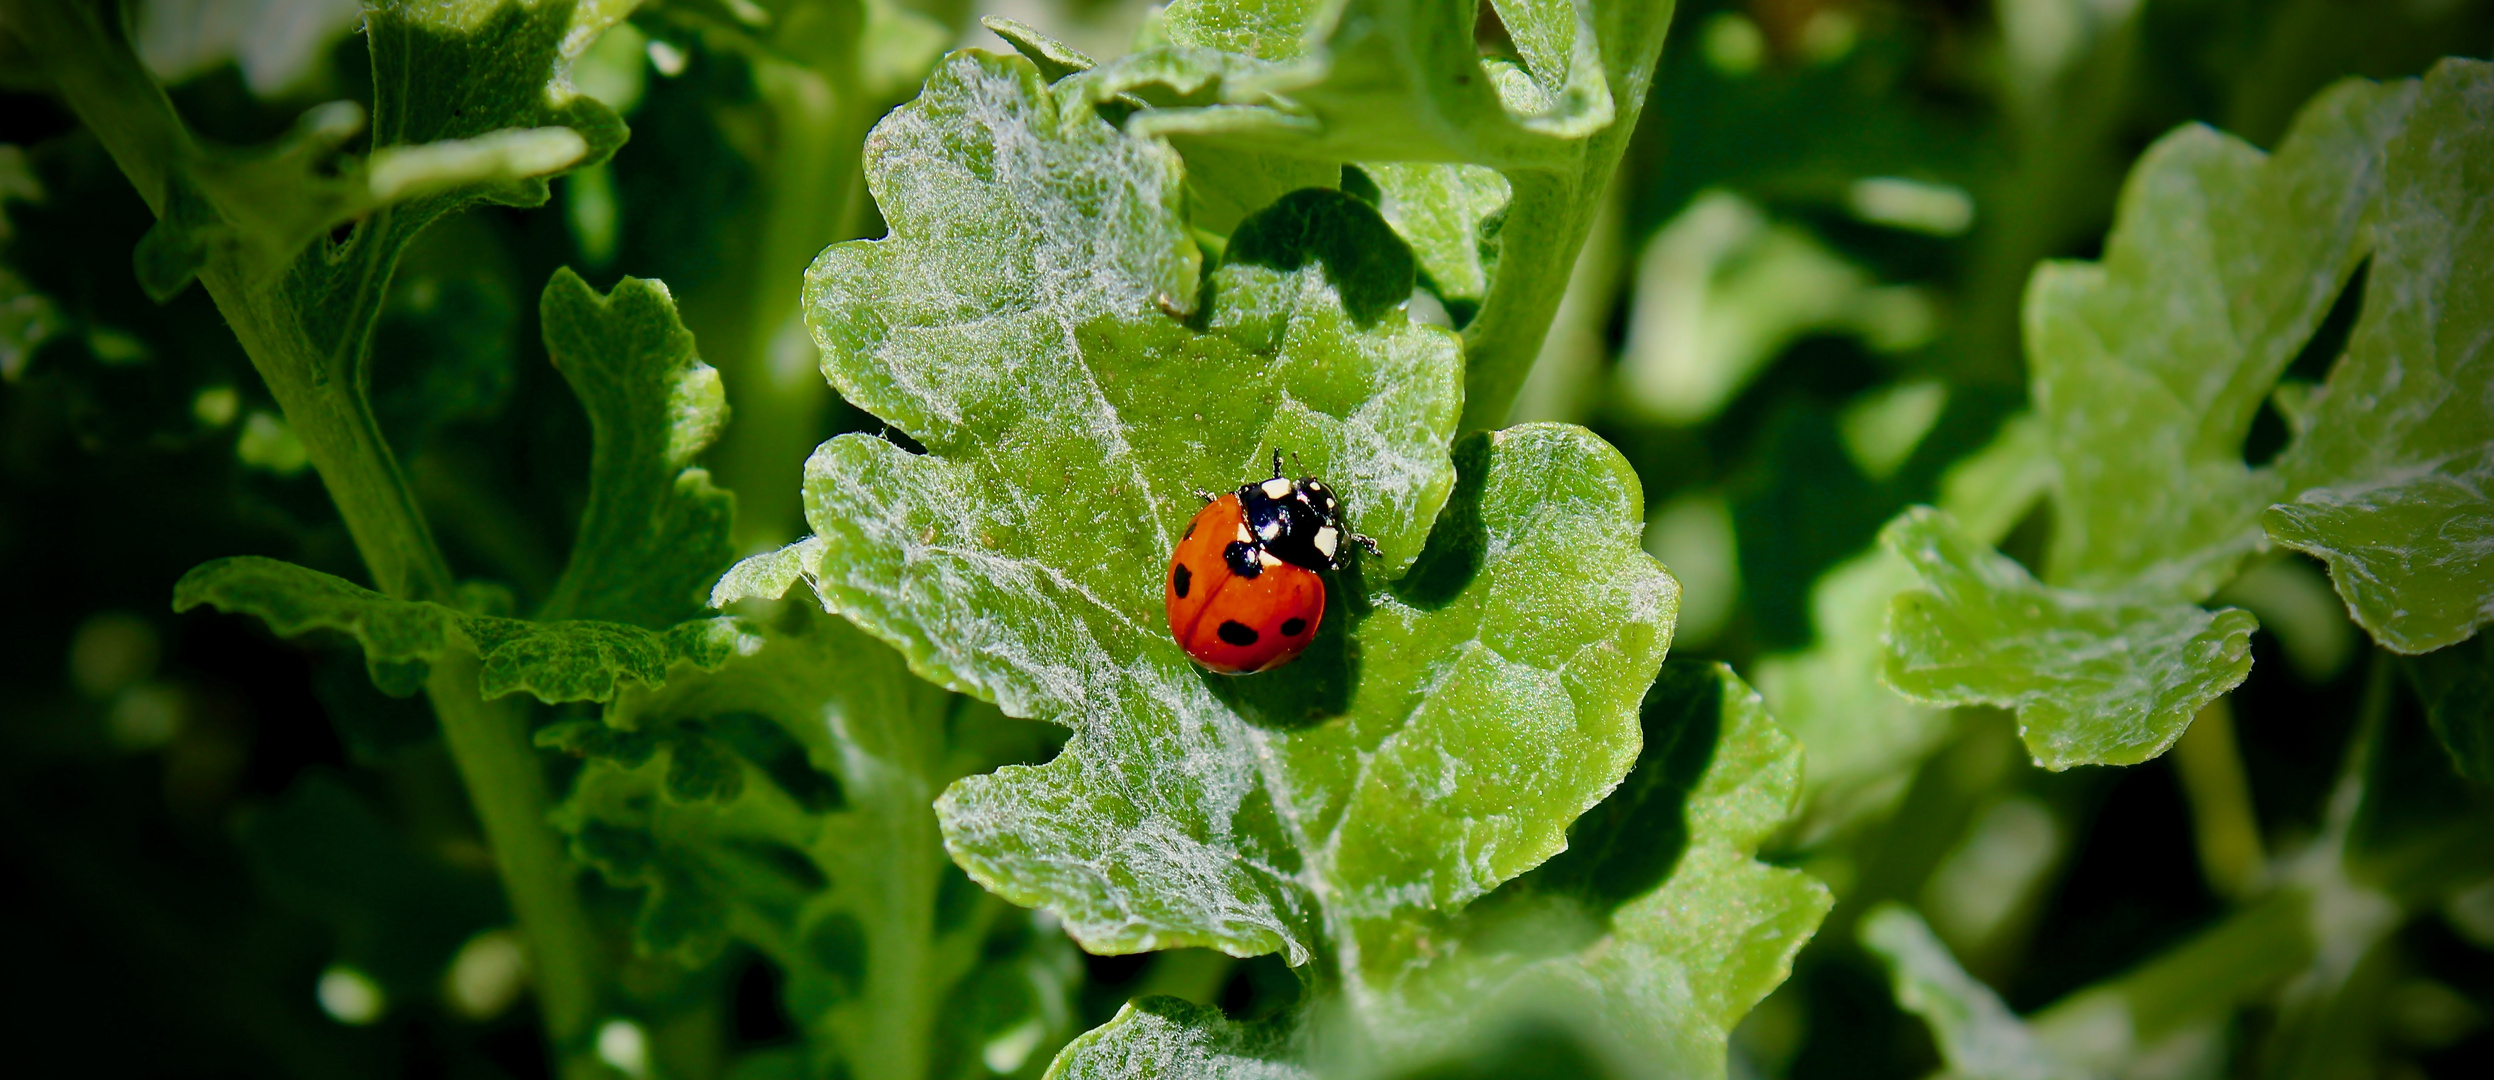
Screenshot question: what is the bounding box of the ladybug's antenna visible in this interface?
[1270,449,1285,480]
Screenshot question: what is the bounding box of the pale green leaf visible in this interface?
[549,612,1080,1073]
[2267,58,2494,655]
[737,41,1672,977]
[1879,73,2452,769]
[1860,904,2088,1080]
[533,269,736,629]
[1881,509,2257,770]
[2025,77,2413,598]
[1358,162,1510,316]
[1044,997,1306,1080]
[173,555,753,702]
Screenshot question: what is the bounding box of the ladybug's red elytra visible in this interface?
[1165,452,1378,674]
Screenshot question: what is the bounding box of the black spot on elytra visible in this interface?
[1280,617,1307,637]
[1172,563,1193,598]
[1184,519,1197,540]
[1217,621,1259,646]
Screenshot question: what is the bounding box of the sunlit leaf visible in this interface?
[1882,509,2257,769]
[2025,77,2412,598]
[728,51,1676,979]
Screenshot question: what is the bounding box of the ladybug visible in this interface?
[1165,452,1378,674]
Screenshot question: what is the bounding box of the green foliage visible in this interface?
[1881,60,2494,769]
[16,2,2492,1079]
[533,269,736,627]
[2265,59,2494,656]
[549,613,1080,1079]
[174,554,754,702]
[1882,508,2258,769]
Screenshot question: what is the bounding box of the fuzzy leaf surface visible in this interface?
[174,555,750,702]
[741,49,1676,971]
[550,613,1079,1079]
[1881,509,2257,769]
[2267,59,2494,654]
[1044,997,1305,1080]
[534,270,735,628]
[1879,75,2448,768]
[2026,78,2413,597]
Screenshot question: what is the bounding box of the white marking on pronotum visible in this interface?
[1314,527,1338,560]
[1234,523,1253,544]
[1261,478,1292,499]
[1258,551,1281,569]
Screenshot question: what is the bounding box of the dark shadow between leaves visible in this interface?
[1391,432,1494,611]
[1225,188,1417,325]
[1486,661,1725,924]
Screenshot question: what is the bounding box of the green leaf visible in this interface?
[550,612,1081,1076]
[173,555,753,703]
[1130,0,1679,429]
[1044,997,1305,1080]
[1860,904,2087,1080]
[1757,413,2052,831]
[2266,59,2494,655]
[2024,77,2413,598]
[2407,633,2494,787]
[129,0,630,298]
[1357,162,1509,318]
[1876,73,2473,768]
[1881,508,2257,770]
[1365,662,1829,1075]
[744,35,1673,998]
[534,269,736,628]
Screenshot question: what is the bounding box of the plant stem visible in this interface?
[7,3,605,1072]
[2172,697,2266,902]
[697,55,872,550]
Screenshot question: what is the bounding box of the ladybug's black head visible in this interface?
[1236,462,1349,572]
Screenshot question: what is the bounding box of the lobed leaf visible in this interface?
[2025,77,2413,597]
[127,0,630,299]
[1878,70,2491,768]
[1882,509,2257,770]
[2267,58,2494,655]
[174,555,752,703]
[534,269,736,629]
[1360,662,1830,1075]
[736,48,1677,976]
[550,612,1080,1077]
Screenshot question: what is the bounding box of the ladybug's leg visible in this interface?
[1195,489,1219,503]
[1351,532,1383,556]
[1270,449,1286,480]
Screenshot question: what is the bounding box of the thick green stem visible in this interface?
[701,56,872,549]
[6,3,604,1072]
[1455,3,1673,434]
